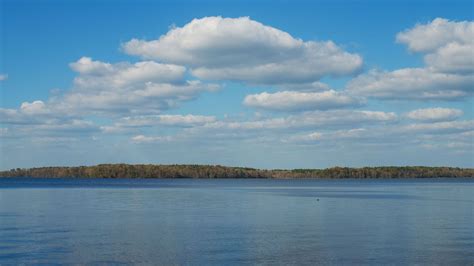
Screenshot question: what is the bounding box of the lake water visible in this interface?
[0,178,473,265]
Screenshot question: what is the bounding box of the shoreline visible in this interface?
[1,177,473,181]
[1,164,473,179]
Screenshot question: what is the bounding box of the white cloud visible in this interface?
[243,90,364,111]
[141,114,216,126]
[70,57,187,88]
[1,54,223,144]
[0,108,36,125]
[348,18,474,101]
[99,125,131,134]
[102,114,217,133]
[0,102,60,125]
[397,18,474,74]
[411,126,474,153]
[194,110,397,131]
[32,119,97,133]
[131,134,174,143]
[27,137,81,144]
[57,79,218,116]
[285,119,474,151]
[11,57,219,117]
[20,101,49,115]
[421,140,470,152]
[424,42,474,74]
[69,57,114,74]
[0,74,8,81]
[287,128,368,143]
[347,68,473,100]
[406,107,463,122]
[123,16,362,84]
[62,58,219,115]
[396,18,473,52]
[299,132,324,141]
[1,116,99,140]
[124,16,301,65]
[401,120,474,134]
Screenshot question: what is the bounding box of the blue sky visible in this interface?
[1,0,473,169]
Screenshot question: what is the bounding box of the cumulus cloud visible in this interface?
[243,90,364,111]
[396,18,473,53]
[349,18,474,100]
[60,57,219,115]
[0,108,37,125]
[406,107,463,122]
[1,56,220,140]
[424,42,474,74]
[58,80,218,116]
[0,100,61,125]
[397,18,474,74]
[3,57,218,118]
[70,57,187,88]
[20,101,50,115]
[347,68,473,100]
[123,16,362,84]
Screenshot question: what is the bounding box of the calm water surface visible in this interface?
[0,178,473,265]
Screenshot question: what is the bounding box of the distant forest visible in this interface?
[0,164,473,179]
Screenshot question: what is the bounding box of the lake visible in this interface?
[0,178,473,265]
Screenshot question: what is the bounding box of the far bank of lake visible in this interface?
[1,164,473,179]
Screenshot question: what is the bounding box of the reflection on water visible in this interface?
[0,178,473,265]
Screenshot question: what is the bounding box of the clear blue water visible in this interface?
[0,178,473,265]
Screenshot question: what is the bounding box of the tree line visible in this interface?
[0,164,473,179]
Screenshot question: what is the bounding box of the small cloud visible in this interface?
[131,135,173,143]
[402,120,474,134]
[0,74,8,81]
[243,90,365,111]
[406,107,463,122]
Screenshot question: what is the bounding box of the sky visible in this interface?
[0,0,473,169]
